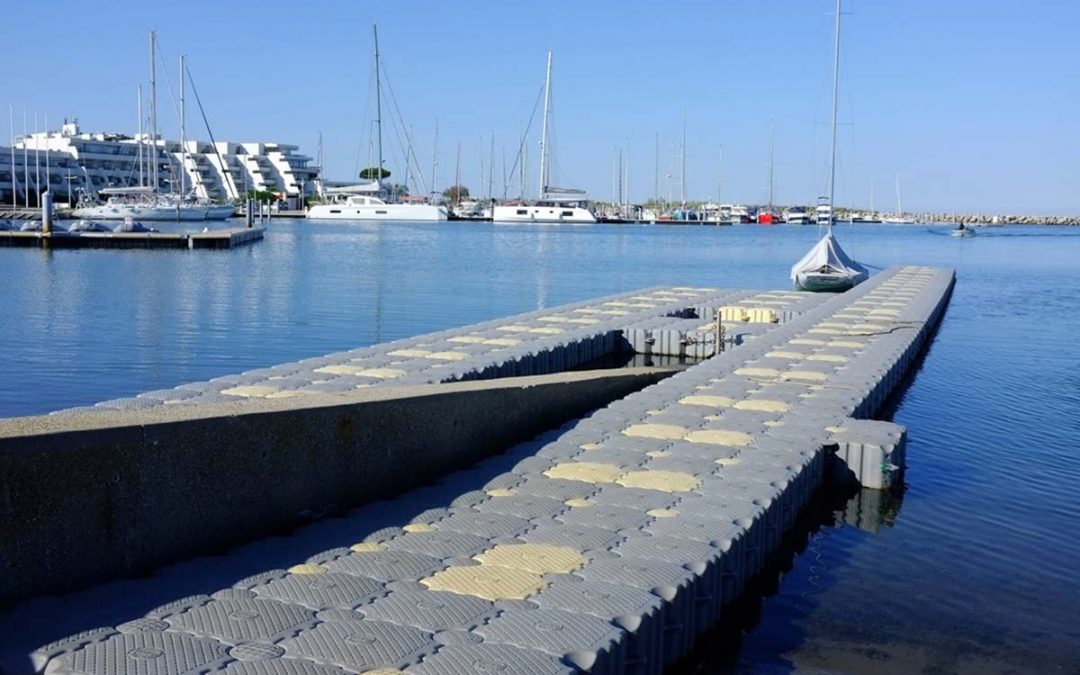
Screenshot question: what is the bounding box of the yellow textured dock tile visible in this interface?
[597,309,630,316]
[426,351,470,361]
[763,420,784,428]
[604,301,632,307]
[563,498,595,508]
[288,564,328,575]
[544,462,625,484]
[265,390,314,399]
[388,349,432,357]
[765,351,806,360]
[474,544,586,574]
[537,316,570,323]
[314,364,363,376]
[718,306,747,322]
[733,399,791,413]
[622,423,687,440]
[496,324,531,332]
[647,508,680,518]
[789,338,827,346]
[715,457,742,466]
[350,543,387,552]
[807,328,842,335]
[357,368,407,379]
[579,442,602,451]
[220,385,280,398]
[685,429,754,446]
[365,670,406,675]
[448,336,487,344]
[483,338,522,346]
[734,367,783,378]
[678,394,736,408]
[645,450,671,458]
[573,308,602,314]
[403,523,437,533]
[852,323,886,331]
[825,425,846,433]
[816,322,848,329]
[782,370,829,382]
[807,354,849,363]
[829,340,864,349]
[869,308,901,316]
[881,301,907,307]
[485,488,516,497]
[527,327,564,334]
[421,566,546,601]
[566,318,600,325]
[617,470,700,493]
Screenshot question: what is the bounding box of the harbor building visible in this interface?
[0,143,85,207]
[5,120,318,207]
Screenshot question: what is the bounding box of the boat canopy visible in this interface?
[326,181,383,195]
[99,186,158,196]
[790,232,868,283]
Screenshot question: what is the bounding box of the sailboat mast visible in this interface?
[373,25,383,190]
[538,50,552,198]
[768,119,775,210]
[137,86,144,187]
[8,106,16,207]
[431,118,438,200]
[179,53,186,198]
[827,0,842,233]
[895,173,902,215]
[150,31,158,192]
[454,140,461,204]
[680,112,686,205]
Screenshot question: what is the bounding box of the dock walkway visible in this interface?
[0,267,953,675]
[0,227,264,250]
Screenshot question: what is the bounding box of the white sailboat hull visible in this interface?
[791,232,869,293]
[306,203,448,221]
[71,204,233,221]
[492,205,596,224]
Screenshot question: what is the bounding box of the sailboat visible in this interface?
[307,26,447,222]
[492,52,596,224]
[880,174,917,224]
[74,33,235,222]
[791,0,868,293]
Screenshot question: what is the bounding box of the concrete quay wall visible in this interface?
[0,369,674,606]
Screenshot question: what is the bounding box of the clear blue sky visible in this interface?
[7,0,1079,214]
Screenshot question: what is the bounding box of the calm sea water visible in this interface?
[2,221,1078,672]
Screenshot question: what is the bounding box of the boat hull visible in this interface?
[795,271,859,293]
[72,204,234,221]
[307,203,449,221]
[492,205,596,224]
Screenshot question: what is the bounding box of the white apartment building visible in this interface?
[7,120,318,207]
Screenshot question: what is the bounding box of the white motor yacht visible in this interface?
[308,186,447,221]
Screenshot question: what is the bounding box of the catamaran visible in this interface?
[308,26,446,222]
[492,52,595,224]
[791,0,868,292]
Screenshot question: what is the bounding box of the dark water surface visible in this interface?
[2,221,1078,672]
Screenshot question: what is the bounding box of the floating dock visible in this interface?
[0,266,953,675]
[0,227,264,250]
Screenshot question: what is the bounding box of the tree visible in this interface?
[245,189,279,203]
[391,184,409,199]
[442,185,470,202]
[359,167,391,180]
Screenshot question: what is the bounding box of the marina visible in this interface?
[1,265,951,674]
[3,0,1080,671]
[1,220,1078,671]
